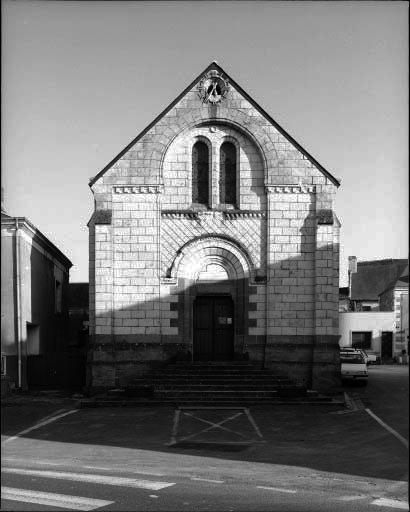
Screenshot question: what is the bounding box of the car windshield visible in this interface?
[340,354,365,364]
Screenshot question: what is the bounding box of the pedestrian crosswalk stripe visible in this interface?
[371,498,409,509]
[1,487,113,511]
[2,467,175,491]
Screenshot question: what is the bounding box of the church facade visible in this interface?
[87,62,341,392]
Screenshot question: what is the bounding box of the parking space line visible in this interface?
[365,409,409,449]
[167,407,265,446]
[180,411,246,441]
[244,408,264,440]
[2,410,78,445]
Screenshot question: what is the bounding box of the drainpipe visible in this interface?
[14,218,22,389]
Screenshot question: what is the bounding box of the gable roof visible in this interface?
[1,213,73,269]
[90,61,340,188]
[379,264,409,295]
[350,259,408,301]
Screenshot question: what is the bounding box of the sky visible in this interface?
[2,1,408,285]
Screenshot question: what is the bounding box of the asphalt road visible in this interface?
[342,365,409,439]
[1,365,408,511]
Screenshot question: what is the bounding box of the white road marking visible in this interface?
[257,486,297,494]
[2,458,165,476]
[244,408,265,440]
[2,458,64,466]
[180,411,246,441]
[168,407,264,445]
[83,466,115,471]
[82,465,165,477]
[2,409,78,445]
[168,408,181,446]
[337,495,367,501]
[2,467,175,491]
[365,408,409,449]
[191,477,224,483]
[149,495,159,498]
[371,497,409,509]
[1,487,113,510]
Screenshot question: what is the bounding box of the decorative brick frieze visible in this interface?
[161,210,266,220]
[265,185,316,194]
[113,185,161,194]
[223,211,265,219]
[161,211,198,219]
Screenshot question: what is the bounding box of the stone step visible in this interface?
[171,362,263,366]
[152,384,300,391]
[80,397,341,408]
[132,378,293,385]
[148,371,289,377]
[154,390,306,398]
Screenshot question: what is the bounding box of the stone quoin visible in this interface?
[87,62,341,392]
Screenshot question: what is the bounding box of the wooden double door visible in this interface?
[193,296,234,361]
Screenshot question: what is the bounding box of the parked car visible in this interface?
[364,351,379,365]
[340,350,368,385]
[340,347,379,365]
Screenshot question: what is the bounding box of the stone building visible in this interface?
[87,62,341,392]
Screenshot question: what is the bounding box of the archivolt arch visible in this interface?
[169,235,255,281]
[158,109,274,181]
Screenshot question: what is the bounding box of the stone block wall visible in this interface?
[87,64,341,391]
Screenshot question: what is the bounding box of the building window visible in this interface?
[219,141,237,205]
[192,141,209,205]
[55,280,62,313]
[352,331,372,350]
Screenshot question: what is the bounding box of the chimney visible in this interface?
[348,256,357,301]
[1,186,5,214]
[348,256,357,274]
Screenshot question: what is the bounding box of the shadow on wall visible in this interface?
[88,207,340,392]
[26,246,85,390]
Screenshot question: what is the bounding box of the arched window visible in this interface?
[219,142,236,205]
[192,141,209,205]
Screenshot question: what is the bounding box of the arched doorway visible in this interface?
[169,236,255,361]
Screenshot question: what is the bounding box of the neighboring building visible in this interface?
[67,282,89,388]
[339,258,408,360]
[379,265,409,358]
[1,210,72,390]
[349,258,408,312]
[68,283,89,348]
[87,61,341,392]
[339,311,395,359]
